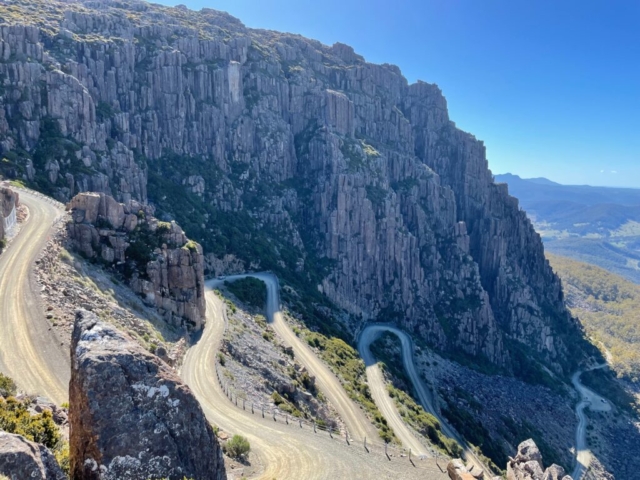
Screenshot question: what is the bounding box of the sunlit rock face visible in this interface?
[0,0,587,374]
[69,310,226,480]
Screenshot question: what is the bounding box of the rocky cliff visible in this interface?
[0,0,591,376]
[66,191,206,329]
[70,310,226,480]
[0,186,18,242]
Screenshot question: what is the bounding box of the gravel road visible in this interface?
[0,190,69,404]
[572,364,610,480]
[181,281,449,479]
[358,324,493,477]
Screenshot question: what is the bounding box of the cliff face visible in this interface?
[0,0,587,374]
[67,192,206,329]
[70,310,226,480]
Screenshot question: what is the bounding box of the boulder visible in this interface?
[69,310,226,480]
[506,439,571,480]
[0,432,66,480]
[67,192,101,225]
[447,458,477,480]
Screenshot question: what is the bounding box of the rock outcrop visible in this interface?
[0,186,19,242]
[69,310,226,480]
[66,192,206,329]
[506,439,571,480]
[0,0,590,374]
[0,432,66,480]
[446,458,483,480]
[447,440,571,480]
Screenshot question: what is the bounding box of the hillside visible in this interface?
[548,254,640,382]
[496,174,640,284]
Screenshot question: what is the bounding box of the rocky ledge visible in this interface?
[0,432,65,480]
[69,310,226,480]
[448,439,571,480]
[66,192,205,329]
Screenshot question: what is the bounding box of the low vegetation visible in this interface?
[581,368,639,416]
[0,373,16,397]
[0,374,69,474]
[303,330,397,443]
[224,434,251,459]
[225,277,267,309]
[548,254,640,382]
[369,334,461,456]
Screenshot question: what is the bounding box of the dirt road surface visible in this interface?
[214,273,379,442]
[358,324,428,456]
[572,364,610,480]
[181,282,449,479]
[0,190,69,404]
[358,324,493,477]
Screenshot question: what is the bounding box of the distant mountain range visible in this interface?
[496,174,640,284]
[495,173,640,207]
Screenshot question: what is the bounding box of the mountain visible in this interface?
[526,177,562,187]
[494,174,640,207]
[495,174,640,284]
[0,0,594,379]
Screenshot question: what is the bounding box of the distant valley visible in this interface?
[495,173,640,283]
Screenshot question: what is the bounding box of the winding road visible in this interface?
[181,278,448,479]
[571,364,610,480]
[0,187,609,479]
[358,324,429,456]
[0,189,68,404]
[358,324,493,477]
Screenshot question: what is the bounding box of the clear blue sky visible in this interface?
[154,0,640,188]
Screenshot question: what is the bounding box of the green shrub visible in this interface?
[225,277,267,309]
[224,434,250,459]
[0,373,16,397]
[54,441,70,476]
[0,397,60,449]
[303,330,398,442]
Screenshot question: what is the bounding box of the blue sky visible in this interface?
[155,0,640,188]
